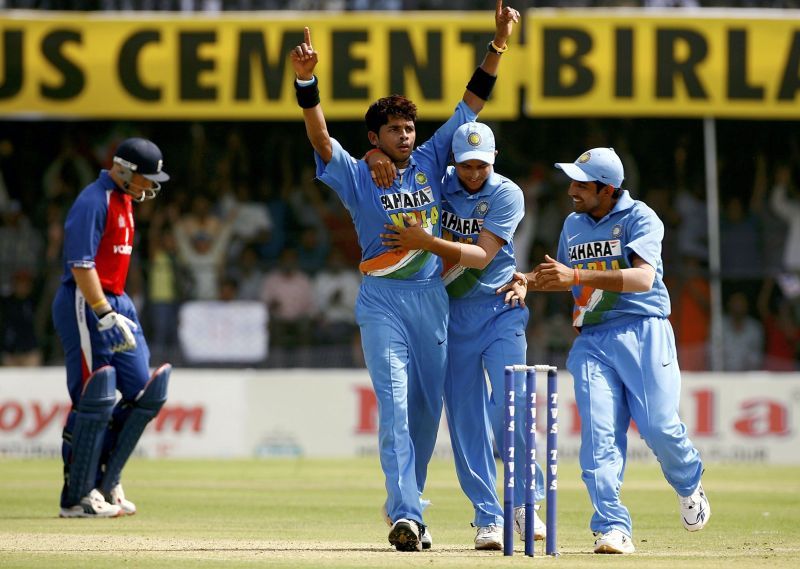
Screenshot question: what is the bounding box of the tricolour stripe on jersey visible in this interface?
[442,264,484,298]
[358,249,431,278]
[572,286,621,327]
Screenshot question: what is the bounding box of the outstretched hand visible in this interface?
[290,27,318,80]
[531,254,574,290]
[381,214,431,251]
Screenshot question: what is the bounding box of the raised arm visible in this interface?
[291,27,332,164]
[462,0,520,114]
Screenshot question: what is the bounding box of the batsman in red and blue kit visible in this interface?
[506,147,710,555]
[52,138,171,518]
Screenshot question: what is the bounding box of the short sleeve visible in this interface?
[481,182,524,244]
[315,138,363,211]
[64,190,107,269]
[625,205,663,269]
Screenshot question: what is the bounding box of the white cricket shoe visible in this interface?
[474,524,503,550]
[593,529,635,554]
[388,518,422,552]
[59,489,123,519]
[514,505,546,541]
[105,484,136,515]
[679,482,711,532]
[420,525,432,550]
[383,503,431,549]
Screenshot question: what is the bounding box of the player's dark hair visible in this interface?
[365,95,417,134]
[595,180,622,199]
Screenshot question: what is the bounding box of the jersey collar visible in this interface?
[610,189,635,214]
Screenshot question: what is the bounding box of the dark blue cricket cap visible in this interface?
[113,137,170,182]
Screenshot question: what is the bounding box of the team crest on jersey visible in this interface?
[611,224,622,238]
[578,152,591,163]
[476,201,489,216]
[118,214,125,228]
[415,172,428,185]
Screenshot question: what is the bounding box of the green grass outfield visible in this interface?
[1,458,798,568]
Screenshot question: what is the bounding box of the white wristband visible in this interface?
[296,76,316,87]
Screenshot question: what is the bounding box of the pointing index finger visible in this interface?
[304,26,312,47]
[496,0,503,17]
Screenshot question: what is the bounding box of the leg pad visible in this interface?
[62,367,116,507]
[100,364,170,493]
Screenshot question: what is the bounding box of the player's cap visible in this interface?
[555,147,624,188]
[113,137,170,182]
[452,122,495,165]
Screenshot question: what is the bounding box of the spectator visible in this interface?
[260,248,316,351]
[757,279,800,372]
[296,226,330,274]
[722,291,764,371]
[719,195,762,279]
[668,255,710,371]
[219,276,240,301]
[0,200,44,296]
[769,163,800,275]
[146,207,185,365]
[174,208,235,300]
[255,179,290,265]
[229,245,266,301]
[312,248,360,345]
[219,181,274,261]
[42,134,94,203]
[673,137,708,262]
[1,269,42,366]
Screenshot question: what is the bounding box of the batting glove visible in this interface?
[97,311,138,353]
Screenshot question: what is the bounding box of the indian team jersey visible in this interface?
[440,168,524,299]
[61,171,134,295]
[556,190,670,328]
[315,101,477,281]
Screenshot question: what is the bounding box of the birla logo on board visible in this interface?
[351,387,792,438]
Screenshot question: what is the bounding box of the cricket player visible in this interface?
[290,1,519,552]
[502,147,710,553]
[379,122,546,550]
[52,138,171,518]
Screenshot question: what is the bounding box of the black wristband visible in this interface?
[295,77,320,109]
[466,67,497,101]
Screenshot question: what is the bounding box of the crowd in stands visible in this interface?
[0,116,798,370]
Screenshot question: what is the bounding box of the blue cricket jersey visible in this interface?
[315,101,477,281]
[439,168,524,298]
[556,190,671,328]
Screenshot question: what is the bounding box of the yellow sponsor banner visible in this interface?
[523,10,800,118]
[0,11,519,120]
[0,10,798,120]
